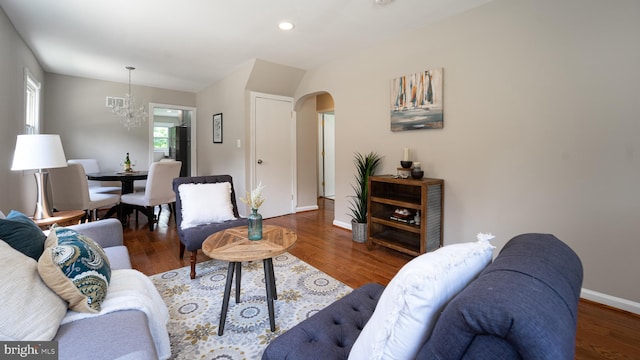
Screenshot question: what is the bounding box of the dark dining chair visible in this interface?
[173,175,248,279]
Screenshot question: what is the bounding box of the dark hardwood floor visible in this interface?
[121,198,640,359]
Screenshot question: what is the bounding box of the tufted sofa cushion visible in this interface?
[262,283,384,360]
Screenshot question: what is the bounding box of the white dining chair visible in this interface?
[133,158,178,193]
[49,163,121,221]
[67,158,121,195]
[120,161,182,231]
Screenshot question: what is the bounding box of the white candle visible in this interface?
[403,148,410,161]
[413,162,421,169]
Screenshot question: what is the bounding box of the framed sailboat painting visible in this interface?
[390,68,443,131]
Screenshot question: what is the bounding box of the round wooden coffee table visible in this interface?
[202,225,297,335]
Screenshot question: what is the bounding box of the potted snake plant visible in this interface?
[348,152,382,243]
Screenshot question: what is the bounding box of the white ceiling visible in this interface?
[0,0,493,92]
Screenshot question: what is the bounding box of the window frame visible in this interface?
[24,68,41,134]
[153,122,173,155]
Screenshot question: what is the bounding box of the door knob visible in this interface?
[257,159,263,164]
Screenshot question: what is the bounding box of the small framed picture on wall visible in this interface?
[213,113,223,143]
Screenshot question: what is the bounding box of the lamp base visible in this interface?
[33,171,55,220]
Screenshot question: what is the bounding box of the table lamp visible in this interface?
[11,134,67,219]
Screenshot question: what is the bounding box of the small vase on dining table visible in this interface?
[248,208,263,240]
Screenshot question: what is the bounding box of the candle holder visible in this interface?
[411,169,424,179]
[411,161,424,179]
[400,161,413,169]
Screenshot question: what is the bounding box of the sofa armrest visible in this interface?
[66,218,124,249]
[418,233,583,360]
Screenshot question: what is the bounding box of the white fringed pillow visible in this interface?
[349,234,496,360]
[178,182,236,230]
[0,240,67,340]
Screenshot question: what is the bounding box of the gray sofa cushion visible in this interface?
[54,310,157,360]
[104,246,132,270]
[67,218,124,249]
[417,233,583,360]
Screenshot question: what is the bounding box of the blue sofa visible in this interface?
[262,233,583,360]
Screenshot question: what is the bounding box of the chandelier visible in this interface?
[111,66,148,130]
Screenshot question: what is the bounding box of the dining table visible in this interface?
[86,170,148,221]
[86,170,148,194]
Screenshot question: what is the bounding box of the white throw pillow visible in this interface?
[178,182,236,230]
[0,240,68,340]
[349,234,495,360]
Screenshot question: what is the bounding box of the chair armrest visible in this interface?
[66,218,124,248]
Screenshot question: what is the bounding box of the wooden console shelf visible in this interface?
[367,175,444,256]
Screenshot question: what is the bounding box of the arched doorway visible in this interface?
[294,92,335,217]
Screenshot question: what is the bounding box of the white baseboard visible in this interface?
[581,288,640,315]
[295,205,319,213]
[333,219,352,230]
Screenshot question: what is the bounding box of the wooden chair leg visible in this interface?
[168,202,175,221]
[146,206,155,231]
[190,250,197,279]
[179,241,185,259]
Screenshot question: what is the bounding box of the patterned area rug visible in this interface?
[150,253,352,359]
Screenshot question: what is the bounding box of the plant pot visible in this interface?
[352,220,368,243]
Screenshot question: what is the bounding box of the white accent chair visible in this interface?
[120,161,182,231]
[49,163,121,221]
[67,159,121,195]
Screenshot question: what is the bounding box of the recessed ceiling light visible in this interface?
[278,22,295,31]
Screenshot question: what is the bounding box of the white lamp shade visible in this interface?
[11,134,68,171]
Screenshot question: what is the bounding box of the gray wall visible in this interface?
[195,60,253,207]
[0,7,45,214]
[44,73,196,172]
[195,59,307,216]
[295,95,319,210]
[295,0,640,306]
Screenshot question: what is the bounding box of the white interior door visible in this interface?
[251,92,295,218]
[322,112,335,198]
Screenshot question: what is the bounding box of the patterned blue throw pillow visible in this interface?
[0,210,46,260]
[38,226,111,313]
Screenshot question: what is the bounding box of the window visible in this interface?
[24,68,41,134]
[154,123,172,154]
